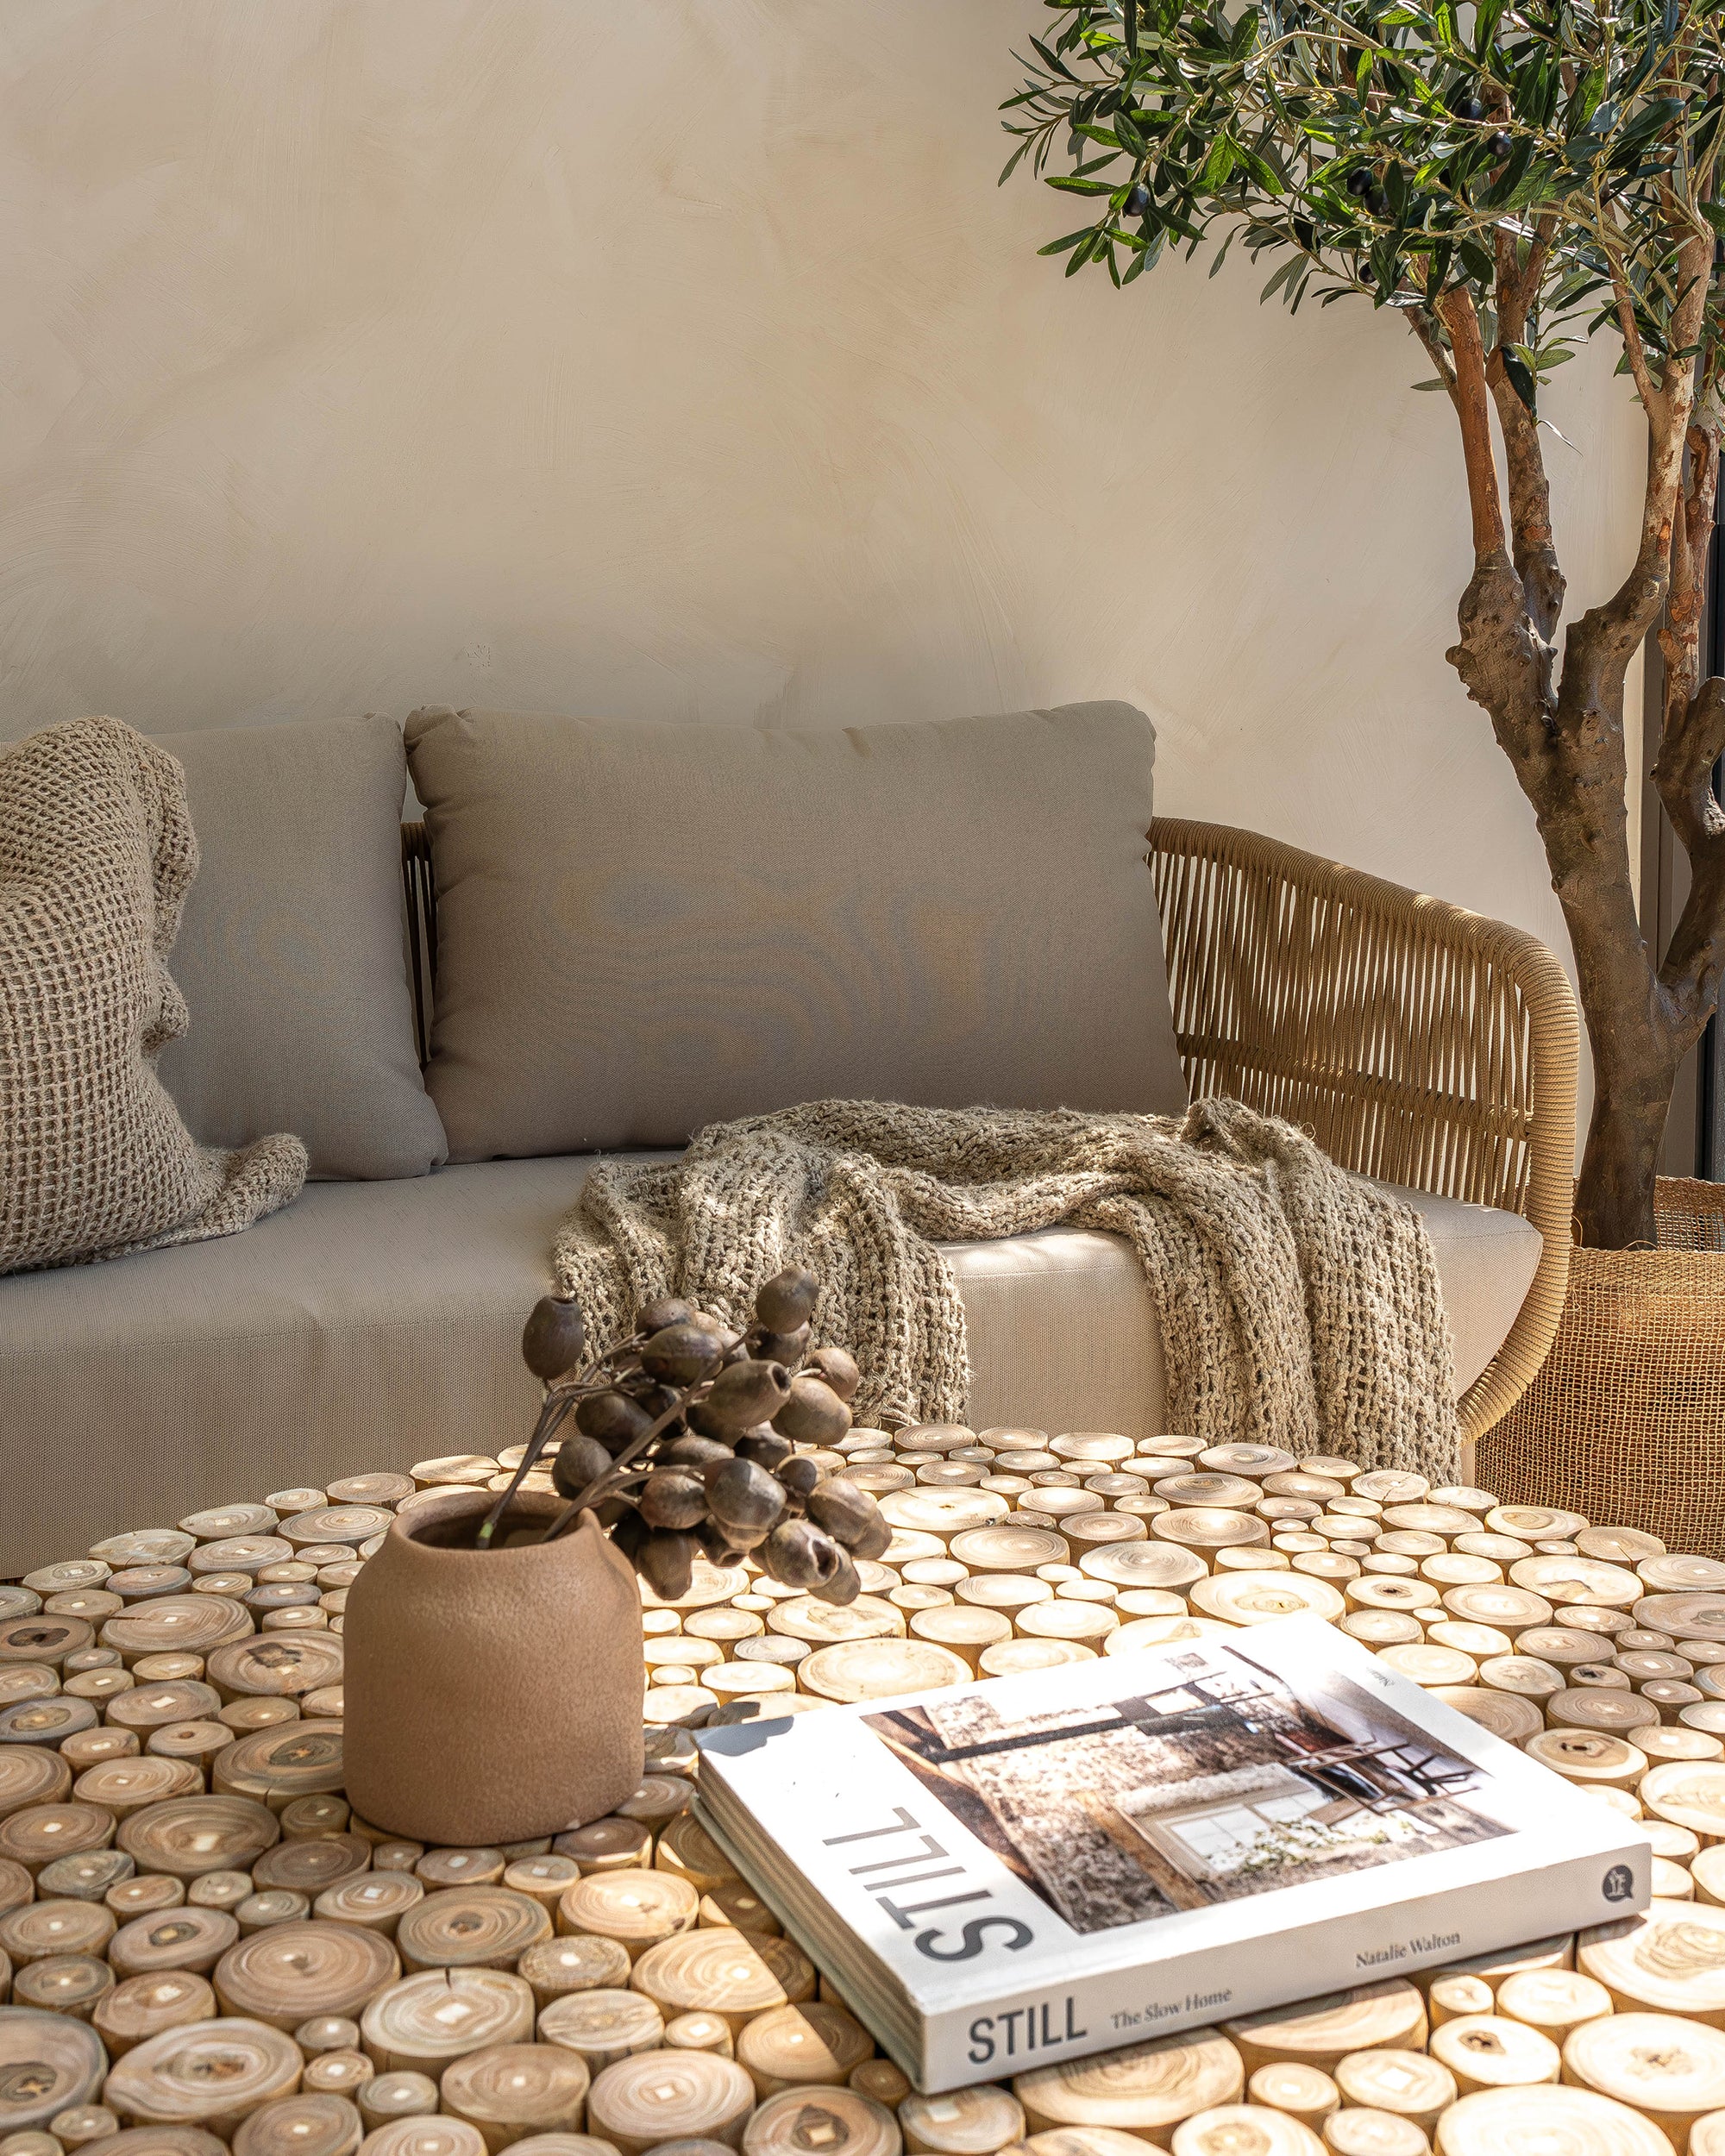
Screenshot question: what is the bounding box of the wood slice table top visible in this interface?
[7,1432,1725,2156]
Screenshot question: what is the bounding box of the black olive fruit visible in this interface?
[638,1529,696,1601]
[705,1457,787,1541]
[773,1374,852,1447]
[1345,167,1372,197]
[552,1433,612,1501]
[656,1432,734,1471]
[755,1326,811,1369]
[575,1391,656,1453]
[703,1358,794,1429]
[777,1455,822,1500]
[735,1429,794,1472]
[637,1297,693,1335]
[806,1477,893,1561]
[1489,130,1512,159]
[638,1470,710,1532]
[755,1267,819,1333]
[761,1517,842,1590]
[641,1322,727,1387]
[521,1294,586,1383]
[1124,182,1151,216]
[806,1346,860,1403]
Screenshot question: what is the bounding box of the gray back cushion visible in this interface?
[405,703,1187,1163]
[154,716,448,1181]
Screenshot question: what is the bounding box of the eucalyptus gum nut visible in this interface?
[734,1430,794,1472]
[642,1323,727,1387]
[637,1297,693,1335]
[772,1376,852,1447]
[575,1392,655,1450]
[756,1267,819,1332]
[776,1457,821,1500]
[704,1360,794,1430]
[762,1518,842,1589]
[638,1529,697,1601]
[705,1458,787,1537]
[694,1520,750,1566]
[754,1326,811,1369]
[552,1436,612,1501]
[638,1471,710,1532]
[818,1546,862,1607]
[521,1294,587,1383]
[806,1479,890,1559]
[806,1347,860,1402]
[658,1434,735,1470]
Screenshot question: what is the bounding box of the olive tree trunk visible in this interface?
[1417,249,1725,1249]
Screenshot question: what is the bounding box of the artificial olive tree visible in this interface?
[1003,0,1724,1247]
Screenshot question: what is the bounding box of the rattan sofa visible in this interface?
[0,705,1578,1574]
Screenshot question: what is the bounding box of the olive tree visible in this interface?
[1001,0,1724,1247]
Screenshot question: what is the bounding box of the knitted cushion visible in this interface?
[0,715,307,1275]
[405,702,1188,1161]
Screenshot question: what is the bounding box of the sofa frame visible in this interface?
[401,815,1579,1453]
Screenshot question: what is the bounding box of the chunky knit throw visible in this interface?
[554,1097,1459,1478]
[0,716,307,1275]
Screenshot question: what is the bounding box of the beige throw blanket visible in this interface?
[555,1098,1458,1479]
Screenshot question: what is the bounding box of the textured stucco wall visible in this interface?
[0,0,1648,1125]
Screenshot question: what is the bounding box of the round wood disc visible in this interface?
[119,1796,279,1878]
[280,1509,393,1550]
[1548,1689,1661,1737]
[1641,1557,1725,1593]
[74,1759,202,1821]
[1561,2007,1725,2136]
[204,1639,342,1706]
[955,1576,1054,1614]
[1430,1689,1544,1743]
[555,1819,652,1876]
[0,1750,72,1818]
[1167,2106,1327,2153]
[1079,1545,1209,1595]
[1151,1509,1270,1557]
[536,1990,665,2071]
[361,1969,536,2074]
[185,1541,292,1580]
[107,1683,221,1738]
[799,1639,969,1704]
[733,2003,872,2099]
[737,2084,899,2156]
[0,1803,116,1877]
[101,1601,252,1668]
[356,2121,487,2156]
[1638,1595,1725,1643]
[178,1507,279,1545]
[213,1725,344,1809]
[0,1618,95,1670]
[905,1608,1013,1670]
[1432,2083,1677,2153]
[1524,1729,1649,1787]
[1477,1656,1564,1702]
[1,1897,116,1965]
[947,1526,1070,1577]
[1105,1617,1233,1653]
[1063,1516,1149,1555]
[89,1534,197,1568]
[589,2048,756,2156]
[105,2017,303,2135]
[214,1919,398,2028]
[314,1872,424,1936]
[250,1835,368,1901]
[557,1871,699,1959]
[981,1639,1100,1676]
[765,1598,905,1647]
[1439,1587,1552,1635]
[517,1937,632,2011]
[358,2069,441,2130]
[1507,1557,1639,1609]
[439,2043,591,2151]
[324,1476,413,1508]
[1014,1603,1120,1646]
[630,1928,797,2034]
[92,1971,218,2058]
[1330,2047,1454,2128]
[896,2085,1025,2153]
[1578,1899,1725,2020]
[110,1910,240,1981]
[0,2007,107,2129]
[1427,2015,1559,2095]
[231,2091,362,2156]
[1224,1984,1427,2073]
[14,1952,116,2018]
[1243,2061,1339,2128]
[396,1889,550,1975]
[877,1490,1010,1541]
[1190,1575,1346,1626]
[1015,2028,1245,2134]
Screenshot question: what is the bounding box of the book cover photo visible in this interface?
[696,1616,1650,2090]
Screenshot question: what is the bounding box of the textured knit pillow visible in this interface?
[0,716,308,1275]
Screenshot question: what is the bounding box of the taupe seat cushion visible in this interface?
[0,1155,1542,1576]
[405,703,1188,1162]
[154,717,447,1181]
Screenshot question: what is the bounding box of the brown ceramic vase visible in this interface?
[342,1487,644,1844]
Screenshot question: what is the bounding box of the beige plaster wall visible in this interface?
[0,0,1648,1127]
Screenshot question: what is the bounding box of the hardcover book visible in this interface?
[694,1615,1650,2091]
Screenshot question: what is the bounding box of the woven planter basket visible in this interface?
[1477,1176,1725,1556]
